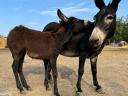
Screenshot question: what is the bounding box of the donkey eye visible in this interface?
[107,16,114,20]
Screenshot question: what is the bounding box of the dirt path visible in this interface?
[0,48,128,96]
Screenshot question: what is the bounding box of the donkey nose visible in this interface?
[90,38,99,43]
[94,38,99,42]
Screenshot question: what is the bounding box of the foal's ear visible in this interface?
[94,0,106,9]
[110,0,121,12]
[57,9,68,22]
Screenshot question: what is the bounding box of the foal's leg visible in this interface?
[43,59,52,90]
[47,62,52,83]
[90,56,102,92]
[12,58,24,94]
[43,59,52,81]
[76,55,86,92]
[50,58,60,96]
[18,51,31,91]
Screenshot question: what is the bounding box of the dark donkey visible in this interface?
[7,9,84,96]
[43,0,121,94]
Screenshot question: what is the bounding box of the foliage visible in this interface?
[109,16,128,43]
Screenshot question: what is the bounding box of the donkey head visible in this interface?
[90,0,121,46]
[57,9,91,33]
[57,9,93,50]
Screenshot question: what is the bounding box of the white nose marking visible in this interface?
[90,27,106,42]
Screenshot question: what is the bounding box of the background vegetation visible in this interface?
[109,16,128,43]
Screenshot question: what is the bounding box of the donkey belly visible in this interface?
[27,52,41,59]
[60,50,79,57]
[26,48,51,59]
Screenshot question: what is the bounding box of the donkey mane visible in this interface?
[12,25,41,32]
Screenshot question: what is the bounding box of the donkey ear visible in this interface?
[110,0,121,12]
[94,0,106,9]
[57,9,68,22]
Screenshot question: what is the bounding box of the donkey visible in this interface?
[7,9,87,96]
[43,0,121,94]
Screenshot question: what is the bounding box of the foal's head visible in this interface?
[57,9,91,33]
[90,0,121,46]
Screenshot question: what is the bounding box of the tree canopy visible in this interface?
[110,16,128,43]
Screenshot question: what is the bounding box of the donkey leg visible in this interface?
[76,56,86,92]
[18,51,31,91]
[43,59,49,90]
[12,59,25,94]
[44,59,52,81]
[43,59,52,90]
[50,58,60,96]
[90,56,103,93]
[47,62,52,82]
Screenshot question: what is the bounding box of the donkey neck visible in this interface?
[54,25,72,51]
[55,26,68,41]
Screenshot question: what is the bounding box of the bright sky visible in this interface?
[0,0,127,37]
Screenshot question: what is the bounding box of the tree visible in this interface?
[110,16,128,43]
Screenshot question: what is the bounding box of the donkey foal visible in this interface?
[7,9,74,96]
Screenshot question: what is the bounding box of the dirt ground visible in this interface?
[0,47,128,96]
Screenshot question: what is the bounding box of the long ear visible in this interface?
[57,9,68,22]
[94,0,106,9]
[110,0,121,12]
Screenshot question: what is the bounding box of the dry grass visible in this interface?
[0,48,128,96]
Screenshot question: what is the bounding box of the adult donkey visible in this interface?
[43,0,121,94]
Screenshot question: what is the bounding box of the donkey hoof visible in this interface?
[54,93,60,96]
[45,85,51,91]
[20,90,26,95]
[27,86,32,91]
[76,91,82,96]
[96,88,105,94]
[46,86,51,91]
